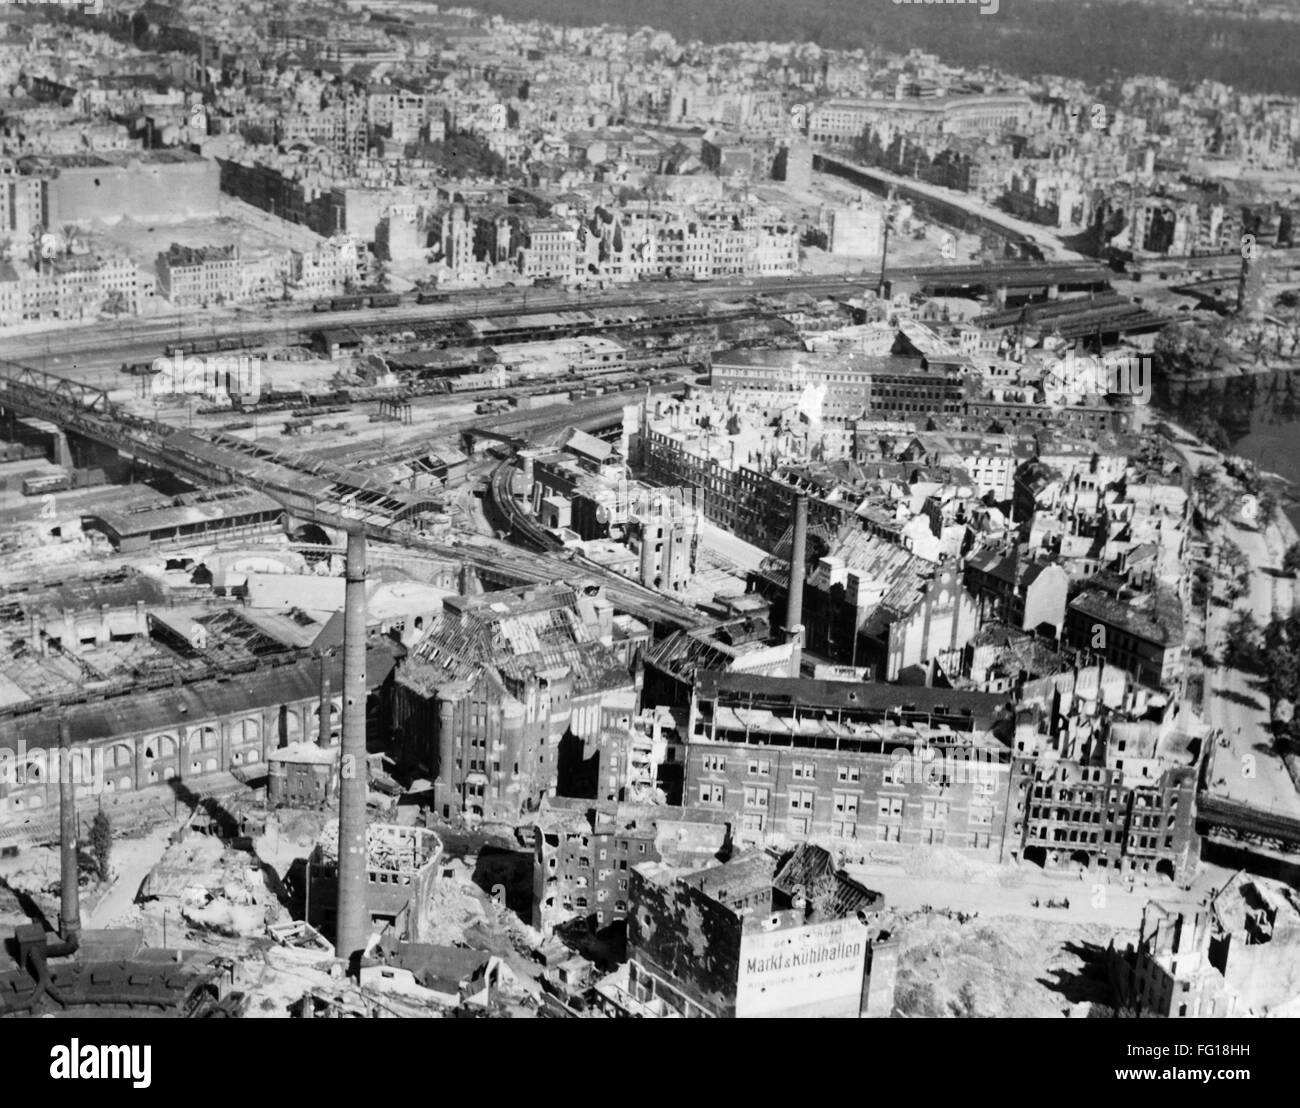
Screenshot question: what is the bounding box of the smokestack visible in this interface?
[317,667,332,749]
[1238,247,1265,322]
[335,528,369,962]
[784,492,808,675]
[58,718,81,947]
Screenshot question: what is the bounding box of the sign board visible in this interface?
[735,916,869,1018]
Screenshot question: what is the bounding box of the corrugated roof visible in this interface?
[0,645,398,753]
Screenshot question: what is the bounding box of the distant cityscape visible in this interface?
[0,0,1295,1028]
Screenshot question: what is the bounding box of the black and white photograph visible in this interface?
[0,0,1295,1067]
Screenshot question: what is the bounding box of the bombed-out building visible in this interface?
[0,645,397,827]
[530,796,732,933]
[751,530,980,681]
[1111,877,1300,1020]
[1007,665,1201,881]
[392,584,646,822]
[306,823,443,943]
[598,844,897,1018]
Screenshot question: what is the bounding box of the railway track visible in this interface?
[0,362,705,629]
[484,457,709,630]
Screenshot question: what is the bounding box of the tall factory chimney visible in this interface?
[334,528,369,962]
[317,665,332,749]
[1238,246,1266,323]
[784,492,809,677]
[58,718,81,947]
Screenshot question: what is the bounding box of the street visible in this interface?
[1199,491,1299,817]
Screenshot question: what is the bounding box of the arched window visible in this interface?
[144,734,178,761]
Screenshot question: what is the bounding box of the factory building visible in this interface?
[681,671,1014,852]
[392,584,646,823]
[0,646,397,826]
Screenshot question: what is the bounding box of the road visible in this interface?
[842,852,1226,933]
[817,154,1087,262]
[86,819,182,930]
[1203,512,1300,817]
[1188,452,1300,816]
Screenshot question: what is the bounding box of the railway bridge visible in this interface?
[0,363,707,630]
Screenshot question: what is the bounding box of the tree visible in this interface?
[1263,615,1300,708]
[240,123,274,147]
[1265,646,1300,707]
[101,290,129,317]
[1152,320,1227,380]
[60,223,80,257]
[1283,543,1300,575]
[1257,491,1279,530]
[89,810,112,883]
[1223,611,1261,671]
[1191,414,1230,452]
[1220,538,1249,580]
[1191,468,1225,516]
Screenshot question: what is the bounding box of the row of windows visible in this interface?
[1025,825,1178,850]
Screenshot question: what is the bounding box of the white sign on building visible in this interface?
[735,916,869,1018]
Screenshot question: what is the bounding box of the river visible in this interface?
[1232,418,1300,530]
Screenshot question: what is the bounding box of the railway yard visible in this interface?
[3,256,1299,1025]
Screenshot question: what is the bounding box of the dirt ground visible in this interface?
[890,910,1122,1018]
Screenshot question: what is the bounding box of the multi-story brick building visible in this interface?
[963,547,1070,638]
[392,584,647,822]
[156,242,242,306]
[808,93,1034,146]
[0,253,147,326]
[1064,583,1184,690]
[288,234,364,299]
[529,796,729,933]
[0,646,397,827]
[515,216,579,279]
[1009,757,1199,882]
[279,100,368,163]
[681,671,1014,852]
[709,350,968,423]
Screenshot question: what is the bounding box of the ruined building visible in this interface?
[306,823,443,943]
[1113,876,1300,1018]
[530,795,731,934]
[1008,666,1201,882]
[597,844,897,1018]
[392,584,645,822]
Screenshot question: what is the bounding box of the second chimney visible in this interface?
[784,491,809,676]
[334,529,369,962]
[58,718,81,947]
